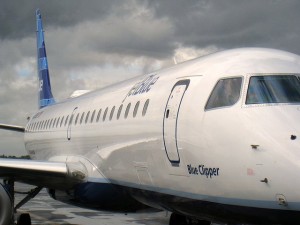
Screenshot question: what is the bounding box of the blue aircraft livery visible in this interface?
[36,9,55,109]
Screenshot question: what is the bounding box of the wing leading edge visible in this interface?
[0,124,24,133]
[0,159,87,189]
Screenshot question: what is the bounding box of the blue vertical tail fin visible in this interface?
[36,9,55,109]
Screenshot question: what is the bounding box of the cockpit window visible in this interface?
[205,77,242,110]
[246,75,300,104]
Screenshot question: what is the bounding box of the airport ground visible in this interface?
[15,183,170,225]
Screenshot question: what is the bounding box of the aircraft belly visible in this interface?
[48,182,148,211]
[128,186,300,224]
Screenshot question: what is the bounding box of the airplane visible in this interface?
[1,9,300,225]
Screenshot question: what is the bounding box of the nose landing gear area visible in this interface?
[169,213,211,225]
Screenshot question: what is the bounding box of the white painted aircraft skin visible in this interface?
[23,47,300,220]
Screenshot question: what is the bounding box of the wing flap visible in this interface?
[0,159,87,189]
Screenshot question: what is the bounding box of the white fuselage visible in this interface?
[23,48,300,223]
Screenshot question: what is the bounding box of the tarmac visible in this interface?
[15,183,170,225]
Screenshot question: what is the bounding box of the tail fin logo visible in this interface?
[39,80,43,92]
[36,9,55,109]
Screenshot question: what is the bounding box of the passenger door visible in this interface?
[163,80,190,164]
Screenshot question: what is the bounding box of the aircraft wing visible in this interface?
[0,159,87,189]
[0,123,24,133]
[0,124,86,190]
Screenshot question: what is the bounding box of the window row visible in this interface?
[26,99,150,132]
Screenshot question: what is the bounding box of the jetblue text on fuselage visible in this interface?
[123,75,159,102]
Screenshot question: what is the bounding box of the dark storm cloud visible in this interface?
[0,0,117,39]
[147,0,300,54]
[3,0,300,56]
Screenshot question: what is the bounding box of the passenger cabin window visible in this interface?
[125,103,131,119]
[91,110,96,123]
[53,118,57,128]
[49,119,53,129]
[80,112,85,124]
[117,105,123,120]
[246,75,300,104]
[96,109,102,122]
[133,101,140,117]
[69,115,74,125]
[75,114,79,125]
[142,99,150,116]
[45,120,49,129]
[110,106,115,121]
[56,117,60,127]
[64,116,69,126]
[60,116,64,127]
[85,111,90,124]
[206,77,242,110]
[103,107,108,121]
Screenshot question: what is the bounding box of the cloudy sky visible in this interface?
[0,0,300,155]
